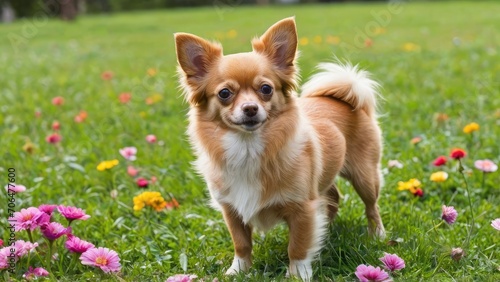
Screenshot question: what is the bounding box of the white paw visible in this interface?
[225,256,251,275]
[288,259,313,282]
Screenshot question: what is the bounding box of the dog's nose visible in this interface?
[241,103,258,117]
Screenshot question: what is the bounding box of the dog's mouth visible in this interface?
[233,118,264,132]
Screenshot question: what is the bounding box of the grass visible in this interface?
[1,1,499,281]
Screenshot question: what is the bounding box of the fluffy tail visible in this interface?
[301,62,381,118]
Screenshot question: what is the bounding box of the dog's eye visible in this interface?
[218,88,232,100]
[260,84,273,95]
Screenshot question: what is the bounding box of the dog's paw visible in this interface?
[225,256,251,275]
[288,259,313,282]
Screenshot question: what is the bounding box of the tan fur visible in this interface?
[175,17,385,281]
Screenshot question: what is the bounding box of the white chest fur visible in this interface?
[217,131,264,224]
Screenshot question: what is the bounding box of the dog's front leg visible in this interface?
[285,200,327,282]
[221,204,253,275]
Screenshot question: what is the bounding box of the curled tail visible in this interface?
[301,62,381,118]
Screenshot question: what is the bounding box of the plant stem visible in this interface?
[458,159,475,249]
[27,229,34,243]
[46,240,54,274]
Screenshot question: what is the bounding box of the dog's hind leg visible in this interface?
[325,184,340,221]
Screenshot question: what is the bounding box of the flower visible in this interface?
[433,156,447,166]
[146,134,157,143]
[52,96,64,106]
[13,207,44,231]
[57,205,91,222]
[74,110,88,123]
[14,240,39,257]
[364,38,373,47]
[145,93,163,105]
[491,218,500,231]
[413,188,424,197]
[65,235,95,253]
[450,148,466,160]
[23,266,49,280]
[97,159,119,171]
[299,37,309,46]
[38,204,57,216]
[0,239,2,247]
[387,160,403,169]
[450,247,465,262]
[435,113,449,122]
[80,247,121,273]
[23,141,36,154]
[52,121,60,130]
[441,205,458,224]
[101,71,114,80]
[166,274,198,282]
[147,68,157,76]
[463,122,479,134]
[119,147,137,161]
[326,35,340,45]
[355,264,390,282]
[165,198,180,210]
[5,184,26,193]
[40,222,70,241]
[474,159,498,173]
[379,253,405,272]
[46,133,62,144]
[119,92,132,104]
[133,191,168,211]
[410,136,422,144]
[136,177,149,188]
[0,247,13,269]
[402,42,421,52]
[397,178,422,194]
[127,165,139,177]
[430,171,448,182]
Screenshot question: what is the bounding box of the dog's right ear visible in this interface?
[174,33,222,105]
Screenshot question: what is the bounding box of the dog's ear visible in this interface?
[175,33,222,105]
[252,17,298,71]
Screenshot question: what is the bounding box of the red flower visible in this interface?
[136,178,149,188]
[46,133,62,144]
[119,93,132,104]
[101,71,114,81]
[433,156,447,166]
[74,111,88,123]
[52,96,64,106]
[412,188,424,197]
[450,148,466,160]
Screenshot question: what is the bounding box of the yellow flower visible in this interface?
[313,35,322,44]
[146,93,162,105]
[147,68,157,77]
[403,42,421,52]
[430,171,448,182]
[373,27,386,35]
[326,35,340,45]
[23,141,36,154]
[226,29,237,38]
[133,191,167,211]
[299,37,309,46]
[463,122,479,134]
[397,178,421,194]
[97,159,119,171]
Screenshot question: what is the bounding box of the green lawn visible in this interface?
[1,1,500,281]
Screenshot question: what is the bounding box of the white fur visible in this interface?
[288,259,313,282]
[217,131,264,224]
[301,61,381,117]
[226,255,251,275]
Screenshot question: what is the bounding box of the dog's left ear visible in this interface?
[252,17,298,71]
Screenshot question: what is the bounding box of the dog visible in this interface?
[174,17,385,281]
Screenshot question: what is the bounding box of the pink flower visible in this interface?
[166,274,198,282]
[146,134,157,143]
[127,165,139,177]
[5,184,26,193]
[57,205,91,222]
[80,247,121,273]
[355,264,390,282]
[40,222,71,241]
[136,177,149,188]
[23,266,49,280]
[379,253,405,272]
[474,159,498,173]
[46,133,62,144]
[38,204,57,216]
[52,96,64,106]
[65,235,95,254]
[433,156,447,166]
[0,239,3,247]
[0,247,13,269]
[101,71,114,81]
[451,247,465,262]
[52,121,61,131]
[14,240,39,257]
[13,207,44,231]
[119,146,137,161]
[387,160,403,169]
[450,148,466,160]
[441,205,458,224]
[491,218,500,231]
[119,92,132,104]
